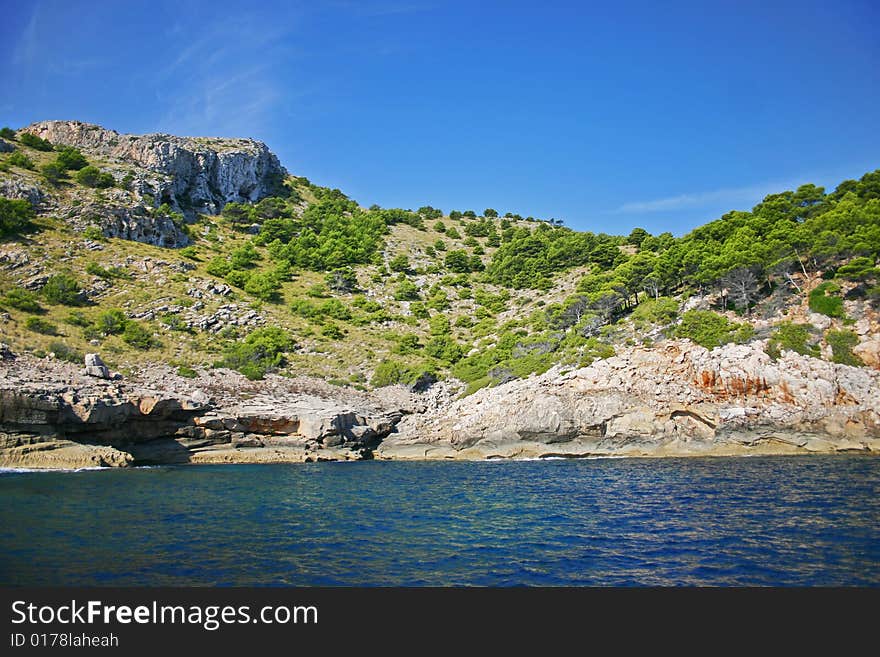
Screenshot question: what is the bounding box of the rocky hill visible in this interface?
[0,120,878,467]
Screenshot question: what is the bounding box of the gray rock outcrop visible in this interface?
[22,121,286,216]
[378,340,880,460]
[0,357,402,469]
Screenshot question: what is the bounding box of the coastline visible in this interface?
[2,337,879,469]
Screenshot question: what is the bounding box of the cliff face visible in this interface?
[377,340,880,460]
[22,120,286,216]
[2,338,879,468]
[0,348,402,469]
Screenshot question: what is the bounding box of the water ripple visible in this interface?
[1,455,878,586]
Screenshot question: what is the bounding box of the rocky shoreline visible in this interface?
[1,339,878,469]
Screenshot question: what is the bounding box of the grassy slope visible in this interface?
[0,142,590,385]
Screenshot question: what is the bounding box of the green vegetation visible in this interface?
[0,197,35,235]
[18,132,53,151]
[54,146,88,171]
[75,166,114,188]
[673,310,754,349]
[7,151,34,169]
[42,273,82,305]
[825,329,863,366]
[808,282,846,318]
[48,341,83,364]
[1,287,41,312]
[0,127,16,140]
[40,162,65,185]
[1,139,877,392]
[216,327,296,380]
[766,322,819,360]
[121,321,159,349]
[25,316,59,335]
[371,359,427,387]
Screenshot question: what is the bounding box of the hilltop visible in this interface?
[0,121,878,466]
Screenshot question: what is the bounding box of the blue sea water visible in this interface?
[1,456,878,586]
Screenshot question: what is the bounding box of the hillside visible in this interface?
[2,121,878,396]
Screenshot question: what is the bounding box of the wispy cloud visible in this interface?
[616,179,807,214]
[12,2,42,70]
[149,15,299,139]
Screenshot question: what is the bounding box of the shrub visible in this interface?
[321,323,344,339]
[179,246,199,261]
[83,225,105,241]
[425,335,464,363]
[410,301,430,319]
[19,132,53,151]
[205,256,233,278]
[0,127,16,139]
[85,261,128,280]
[631,297,679,326]
[319,298,352,320]
[307,284,329,298]
[429,313,451,336]
[221,201,253,229]
[389,254,410,273]
[673,310,754,349]
[229,242,261,269]
[64,310,91,327]
[225,269,251,288]
[75,166,114,188]
[825,330,864,366]
[217,327,295,379]
[49,340,82,364]
[42,273,82,305]
[7,151,34,169]
[25,316,58,335]
[766,322,819,360]
[40,162,65,184]
[371,359,422,387]
[809,282,846,318]
[1,287,41,312]
[446,226,461,240]
[177,365,198,378]
[393,279,420,301]
[96,308,128,335]
[121,321,158,349]
[394,333,422,354]
[579,338,616,367]
[55,146,88,171]
[326,267,358,293]
[0,197,35,235]
[244,272,282,302]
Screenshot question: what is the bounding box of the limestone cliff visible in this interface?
[377,340,880,459]
[0,347,402,468]
[22,121,286,216]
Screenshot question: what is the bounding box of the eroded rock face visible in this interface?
[0,357,402,468]
[0,179,44,206]
[377,340,880,460]
[22,121,286,216]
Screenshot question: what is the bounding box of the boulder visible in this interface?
[83,353,110,379]
[853,339,880,369]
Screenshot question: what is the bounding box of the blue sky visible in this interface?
[1,0,878,235]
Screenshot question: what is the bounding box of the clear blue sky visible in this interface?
[1,1,878,235]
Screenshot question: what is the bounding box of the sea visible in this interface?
[1,455,878,586]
